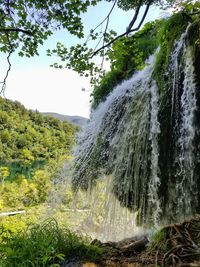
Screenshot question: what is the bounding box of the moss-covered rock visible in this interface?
[92,19,163,108]
[153,12,192,92]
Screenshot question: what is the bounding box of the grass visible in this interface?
[0,218,103,267]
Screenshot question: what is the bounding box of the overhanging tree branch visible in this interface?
[92,0,153,57]
[85,0,117,44]
[93,0,117,32]
[0,28,32,35]
[129,0,152,33]
[100,1,113,70]
[126,0,143,34]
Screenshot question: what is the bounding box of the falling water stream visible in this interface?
[72,24,199,241]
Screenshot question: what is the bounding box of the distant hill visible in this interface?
[43,112,88,128]
[0,97,76,165]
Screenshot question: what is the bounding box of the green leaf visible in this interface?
[55,253,65,260]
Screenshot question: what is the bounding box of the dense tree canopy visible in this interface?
[0,97,76,164]
[0,0,98,55]
[0,0,99,94]
[0,97,77,208]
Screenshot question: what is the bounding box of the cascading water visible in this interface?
[175,45,197,217]
[72,22,200,237]
[73,53,161,230]
[148,80,161,226]
[159,24,199,223]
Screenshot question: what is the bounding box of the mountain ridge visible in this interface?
[43,112,88,127]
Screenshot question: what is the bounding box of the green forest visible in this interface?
[0,96,77,210]
[0,98,100,266]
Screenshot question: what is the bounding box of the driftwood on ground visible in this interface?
[92,215,200,267]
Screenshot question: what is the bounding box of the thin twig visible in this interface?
[0,34,14,96]
[100,5,111,71]
[85,0,117,44]
[92,1,152,57]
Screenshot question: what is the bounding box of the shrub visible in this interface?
[0,218,103,267]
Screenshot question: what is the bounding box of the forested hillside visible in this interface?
[0,97,76,163]
[0,97,77,210]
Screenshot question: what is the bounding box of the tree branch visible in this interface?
[100,2,112,70]
[129,0,152,34]
[85,0,117,44]
[0,28,32,35]
[126,0,143,34]
[0,34,13,96]
[92,0,153,57]
[0,50,12,96]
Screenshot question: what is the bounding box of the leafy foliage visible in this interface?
[0,97,76,164]
[47,0,176,82]
[0,166,9,183]
[116,0,160,10]
[47,29,118,85]
[153,12,193,90]
[1,0,199,94]
[0,218,103,267]
[91,8,200,107]
[173,0,200,14]
[0,0,100,57]
[0,97,77,207]
[91,19,163,107]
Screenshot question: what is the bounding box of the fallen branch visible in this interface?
[121,236,148,252]
[0,210,26,216]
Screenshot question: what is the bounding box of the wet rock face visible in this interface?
[158,30,200,223]
[61,258,81,267]
[193,43,200,214]
[195,45,200,86]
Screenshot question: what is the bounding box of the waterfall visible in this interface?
[148,80,161,226]
[162,24,198,221]
[176,46,197,217]
[73,23,199,233]
[73,53,161,228]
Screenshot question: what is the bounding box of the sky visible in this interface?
[0,1,164,118]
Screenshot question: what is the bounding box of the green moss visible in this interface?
[92,20,163,108]
[92,69,124,108]
[92,12,198,101]
[187,18,200,45]
[153,12,191,91]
